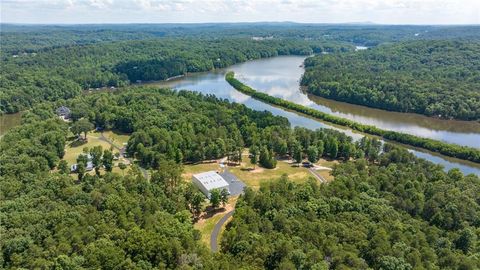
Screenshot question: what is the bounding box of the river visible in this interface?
[149,55,480,175]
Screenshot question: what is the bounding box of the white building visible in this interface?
[70,161,94,172]
[192,171,230,198]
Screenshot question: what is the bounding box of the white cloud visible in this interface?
[1,0,478,24]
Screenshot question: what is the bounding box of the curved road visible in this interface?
[210,210,234,252]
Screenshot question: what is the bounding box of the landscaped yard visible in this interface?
[63,131,132,178]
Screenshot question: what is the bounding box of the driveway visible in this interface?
[210,210,234,252]
[219,170,246,196]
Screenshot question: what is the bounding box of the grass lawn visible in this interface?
[314,158,337,182]
[182,162,221,181]
[318,170,334,182]
[102,130,130,148]
[63,133,118,165]
[194,212,224,247]
[194,196,237,248]
[228,159,312,189]
[111,161,130,175]
[316,158,339,168]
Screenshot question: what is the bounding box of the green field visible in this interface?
[102,130,130,148]
[228,159,313,189]
[63,132,118,165]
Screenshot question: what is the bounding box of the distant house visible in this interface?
[86,161,94,171]
[192,171,230,198]
[56,106,71,120]
[71,161,94,172]
[70,154,94,173]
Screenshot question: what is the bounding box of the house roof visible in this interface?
[192,171,229,191]
[56,106,71,115]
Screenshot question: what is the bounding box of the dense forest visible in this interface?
[2,23,480,54]
[2,88,479,269]
[2,23,480,270]
[1,38,351,114]
[22,87,359,170]
[0,88,376,268]
[302,40,480,120]
[226,71,480,163]
[0,113,222,269]
[222,147,480,269]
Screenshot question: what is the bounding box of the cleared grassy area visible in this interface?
[63,131,131,179]
[194,196,237,249]
[318,170,334,182]
[182,162,221,181]
[194,212,224,247]
[228,159,312,189]
[102,130,130,148]
[316,158,339,168]
[63,133,117,165]
[111,162,130,175]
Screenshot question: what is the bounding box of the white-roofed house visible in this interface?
[192,171,230,198]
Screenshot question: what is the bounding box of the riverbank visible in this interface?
[226,71,480,164]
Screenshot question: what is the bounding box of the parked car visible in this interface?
[302,161,313,168]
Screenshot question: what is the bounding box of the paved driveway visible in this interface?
[210,210,234,252]
[219,170,246,196]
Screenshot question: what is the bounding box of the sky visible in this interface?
[1,0,479,25]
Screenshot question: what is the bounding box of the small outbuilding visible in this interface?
[70,161,94,172]
[192,171,230,198]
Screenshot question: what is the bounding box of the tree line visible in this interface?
[2,86,478,269]
[59,87,364,170]
[3,23,480,55]
[301,40,480,120]
[226,71,480,163]
[222,145,480,269]
[1,37,351,114]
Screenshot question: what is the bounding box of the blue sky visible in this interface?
[1,0,479,24]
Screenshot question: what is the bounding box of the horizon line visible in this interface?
[2,21,480,27]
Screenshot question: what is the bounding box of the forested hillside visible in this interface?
[2,23,480,270]
[0,88,356,268]
[223,147,480,269]
[3,23,480,54]
[2,87,479,269]
[302,40,480,120]
[226,71,480,163]
[29,87,360,168]
[0,38,350,114]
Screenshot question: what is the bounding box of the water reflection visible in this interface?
[232,56,480,148]
[149,56,480,175]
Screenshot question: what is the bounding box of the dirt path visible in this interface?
[308,167,327,183]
